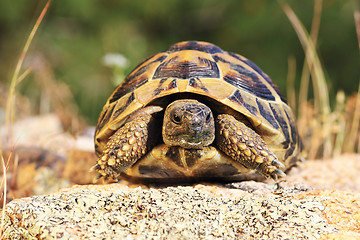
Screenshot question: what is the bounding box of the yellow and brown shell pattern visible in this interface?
[95,41,303,176]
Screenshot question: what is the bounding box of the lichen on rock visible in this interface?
[2,183,335,239]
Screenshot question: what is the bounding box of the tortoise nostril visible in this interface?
[189,118,203,133]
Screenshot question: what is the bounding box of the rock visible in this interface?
[1,114,65,151]
[63,149,98,185]
[1,114,360,239]
[286,154,360,191]
[4,182,359,240]
[0,115,97,202]
[225,180,313,195]
[1,146,69,204]
[1,114,95,157]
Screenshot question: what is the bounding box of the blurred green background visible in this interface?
[0,0,358,125]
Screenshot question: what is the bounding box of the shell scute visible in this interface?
[153,53,220,80]
[228,89,260,121]
[168,40,224,54]
[228,51,286,103]
[213,54,276,101]
[269,102,291,147]
[111,92,135,121]
[256,98,280,130]
[109,53,168,104]
[188,78,210,93]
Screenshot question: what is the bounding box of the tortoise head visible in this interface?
[162,99,215,149]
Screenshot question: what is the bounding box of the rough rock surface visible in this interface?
[1,115,360,239]
[3,181,360,240]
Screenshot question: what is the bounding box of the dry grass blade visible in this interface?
[282,3,330,116]
[30,54,84,132]
[16,67,33,86]
[298,0,322,118]
[0,153,7,237]
[282,2,332,158]
[4,1,51,145]
[332,91,346,156]
[345,83,360,153]
[348,9,360,152]
[286,56,296,112]
[1,2,51,235]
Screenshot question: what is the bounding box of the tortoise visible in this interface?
[93,41,303,183]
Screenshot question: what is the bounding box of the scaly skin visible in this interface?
[162,99,215,149]
[216,114,286,180]
[94,106,162,180]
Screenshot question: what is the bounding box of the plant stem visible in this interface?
[4,1,51,144]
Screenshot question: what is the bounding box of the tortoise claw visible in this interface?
[91,164,105,182]
[271,159,285,169]
[271,169,286,180]
[90,164,101,172]
[92,173,103,183]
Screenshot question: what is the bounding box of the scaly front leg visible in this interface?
[216,114,286,180]
[94,106,162,180]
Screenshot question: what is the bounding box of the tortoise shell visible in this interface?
[95,41,302,171]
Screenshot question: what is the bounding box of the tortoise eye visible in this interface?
[172,113,181,124]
